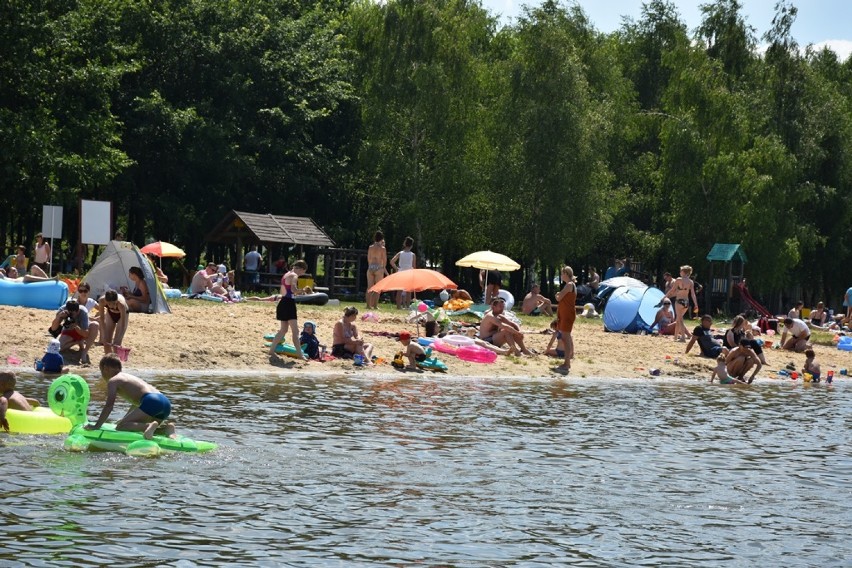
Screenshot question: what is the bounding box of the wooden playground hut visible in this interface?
[204,210,335,289]
[705,243,747,315]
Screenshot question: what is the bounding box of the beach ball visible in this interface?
[418,302,428,312]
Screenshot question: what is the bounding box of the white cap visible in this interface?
[218,264,227,274]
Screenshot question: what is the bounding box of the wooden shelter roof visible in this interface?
[205,210,335,247]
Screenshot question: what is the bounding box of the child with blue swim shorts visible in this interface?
[84,354,177,439]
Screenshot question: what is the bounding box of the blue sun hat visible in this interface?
[303,321,317,333]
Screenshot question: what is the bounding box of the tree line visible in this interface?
[1,0,850,307]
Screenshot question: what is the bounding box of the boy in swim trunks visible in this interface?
[710,353,746,384]
[85,354,176,439]
[0,372,38,432]
[802,349,821,382]
[397,330,426,370]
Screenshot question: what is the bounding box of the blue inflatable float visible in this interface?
[0,279,68,310]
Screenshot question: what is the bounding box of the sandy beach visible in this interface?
[3,299,848,380]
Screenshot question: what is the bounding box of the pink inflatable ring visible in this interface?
[442,334,475,347]
[456,345,497,364]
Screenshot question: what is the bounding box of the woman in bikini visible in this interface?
[98,289,129,355]
[123,266,151,313]
[365,231,387,309]
[666,265,698,342]
[331,306,374,361]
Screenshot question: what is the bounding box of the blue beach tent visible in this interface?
[603,286,666,333]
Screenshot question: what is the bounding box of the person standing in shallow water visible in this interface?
[554,266,577,374]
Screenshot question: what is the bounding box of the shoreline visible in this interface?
[3,300,849,382]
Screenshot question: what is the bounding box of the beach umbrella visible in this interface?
[140,241,186,258]
[455,250,520,272]
[368,269,458,293]
[456,250,520,302]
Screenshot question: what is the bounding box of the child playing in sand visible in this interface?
[398,331,427,370]
[299,321,325,360]
[0,372,38,432]
[84,354,177,439]
[710,353,746,385]
[36,338,68,374]
[544,319,566,359]
[802,349,821,382]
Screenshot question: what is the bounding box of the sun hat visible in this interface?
[303,321,316,332]
[46,338,61,354]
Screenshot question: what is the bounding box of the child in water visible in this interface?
[710,353,747,385]
[0,372,38,432]
[84,354,177,439]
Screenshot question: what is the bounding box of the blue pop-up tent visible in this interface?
[603,286,666,333]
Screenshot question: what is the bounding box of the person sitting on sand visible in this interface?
[75,282,98,312]
[780,317,810,352]
[299,321,325,360]
[84,354,176,440]
[787,301,804,320]
[37,338,68,374]
[544,319,566,358]
[332,306,374,361]
[397,330,427,370]
[725,338,761,383]
[802,349,821,382]
[808,302,827,328]
[121,266,150,313]
[710,353,746,384]
[685,315,725,358]
[521,283,553,316]
[148,254,169,286]
[478,296,532,356]
[190,263,227,297]
[651,299,676,335]
[0,372,39,432]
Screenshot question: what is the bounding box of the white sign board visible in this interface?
[41,205,63,239]
[80,200,112,245]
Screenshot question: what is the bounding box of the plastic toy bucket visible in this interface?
[115,346,131,362]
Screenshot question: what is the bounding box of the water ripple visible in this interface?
[2,374,850,566]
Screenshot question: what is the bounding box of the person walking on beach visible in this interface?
[365,231,387,309]
[268,260,308,360]
[554,266,577,373]
[85,354,176,439]
[666,265,699,342]
[390,236,415,309]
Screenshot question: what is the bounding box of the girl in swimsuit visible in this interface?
[666,265,698,342]
[390,236,416,309]
[268,260,308,359]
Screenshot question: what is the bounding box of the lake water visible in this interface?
[3,372,850,566]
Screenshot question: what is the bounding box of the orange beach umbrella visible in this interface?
[368,269,458,293]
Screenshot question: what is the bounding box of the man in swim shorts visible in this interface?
[85,354,177,439]
[521,283,553,316]
[780,317,811,352]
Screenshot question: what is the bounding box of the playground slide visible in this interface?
[734,282,772,318]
